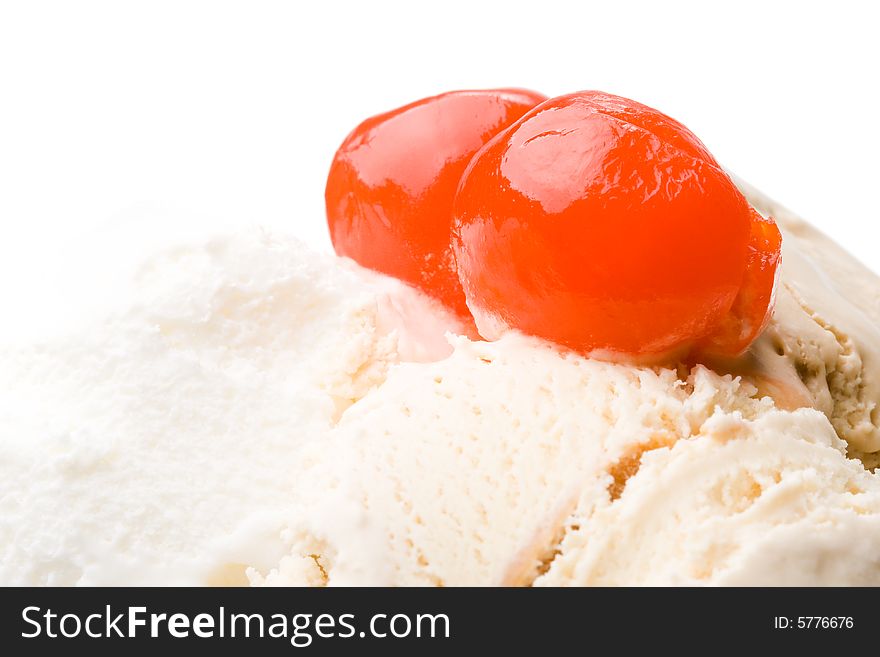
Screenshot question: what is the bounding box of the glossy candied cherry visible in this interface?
[697,207,781,357]
[325,88,547,318]
[452,91,781,360]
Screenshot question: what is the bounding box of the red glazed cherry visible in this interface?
[698,207,782,357]
[326,88,547,318]
[452,91,781,360]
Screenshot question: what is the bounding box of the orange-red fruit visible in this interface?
[325,88,547,317]
[452,91,781,360]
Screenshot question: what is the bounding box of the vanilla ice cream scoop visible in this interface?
[257,338,772,586]
[2,181,880,587]
[263,336,880,586]
[250,184,880,587]
[536,406,880,586]
[0,229,461,585]
[723,181,880,461]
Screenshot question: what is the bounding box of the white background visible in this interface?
[1,0,878,320]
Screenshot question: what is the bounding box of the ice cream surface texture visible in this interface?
[1,185,880,585]
[0,230,463,585]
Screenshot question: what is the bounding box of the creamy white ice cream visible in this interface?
[0,230,462,585]
[1,184,879,586]
[263,339,880,586]
[738,180,880,462]
[253,185,880,586]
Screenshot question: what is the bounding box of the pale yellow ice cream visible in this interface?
[251,185,880,587]
[1,184,879,586]
[737,180,880,462]
[260,341,880,586]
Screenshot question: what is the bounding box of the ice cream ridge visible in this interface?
[2,90,880,586]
